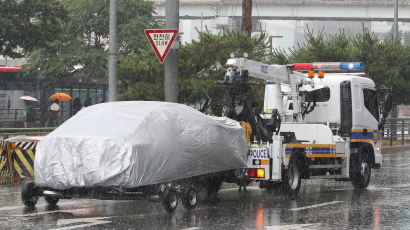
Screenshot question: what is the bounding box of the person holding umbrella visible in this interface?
[48,99,61,127]
[20,96,38,128]
[23,101,35,128]
[47,92,71,127]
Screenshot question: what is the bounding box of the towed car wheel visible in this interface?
[206,179,222,204]
[21,181,39,208]
[45,196,60,206]
[161,188,178,212]
[181,186,197,210]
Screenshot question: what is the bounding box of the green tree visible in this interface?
[118,30,269,112]
[271,27,410,105]
[0,0,67,58]
[25,0,155,79]
[118,42,164,101]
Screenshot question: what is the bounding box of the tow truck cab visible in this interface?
[224,58,389,193]
[263,73,382,169]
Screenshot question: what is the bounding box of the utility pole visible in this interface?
[241,0,252,36]
[393,0,399,40]
[108,0,118,102]
[164,0,179,102]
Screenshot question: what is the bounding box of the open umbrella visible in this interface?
[50,93,72,101]
[19,96,38,102]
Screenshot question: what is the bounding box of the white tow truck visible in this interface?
[222,57,392,195]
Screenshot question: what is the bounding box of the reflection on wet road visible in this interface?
[1,151,410,229]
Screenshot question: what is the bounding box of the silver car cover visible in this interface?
[34,101,248,189]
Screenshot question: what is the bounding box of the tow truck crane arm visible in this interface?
[224,57,306,122]
[225,58,303,85]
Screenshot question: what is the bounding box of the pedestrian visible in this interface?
[23,101,35,128]
[72,97,82,115]
[48,99,61,127]
[82,97,92,108]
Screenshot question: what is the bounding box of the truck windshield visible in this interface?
[304,86,330,102]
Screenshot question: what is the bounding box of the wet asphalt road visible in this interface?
[1,150,410,230]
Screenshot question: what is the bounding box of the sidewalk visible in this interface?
[382,145,410,154]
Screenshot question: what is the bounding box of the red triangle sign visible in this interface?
[145,29,179,63]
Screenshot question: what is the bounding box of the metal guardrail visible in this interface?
[0,109,41,128]
[0,128,55,138]
[384,118,410,146]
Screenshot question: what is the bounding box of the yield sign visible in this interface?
[145,29,178,63]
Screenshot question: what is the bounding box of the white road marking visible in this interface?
[180,228,202,230]
[50,217,111,230]
[394,162,410,167]
[0,205,24,211]
[8,208,94,217]
[393,183,410,188]
[265,223,322,229]
[289,201,343,211]
[0,191,21,194]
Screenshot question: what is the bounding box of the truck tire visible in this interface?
[45,196,59,206]
[161,188,178,212]
[350,148,371,190]
[282,157,302,197]
[181,186,198,210]
[21,181,39,208]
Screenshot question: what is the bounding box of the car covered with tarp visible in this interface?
[22,101,248,211]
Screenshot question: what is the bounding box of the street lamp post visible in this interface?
[108,0,118,102]
[393,0,399,40]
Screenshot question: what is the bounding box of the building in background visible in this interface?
[152,0,410,50]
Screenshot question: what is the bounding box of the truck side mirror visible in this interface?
[384,93,392,117]
[378,93,392,131]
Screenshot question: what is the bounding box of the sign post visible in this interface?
[144,29,179,63]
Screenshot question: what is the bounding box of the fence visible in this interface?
[0,108,41,128]
[383,118,410,146]
[0,127,54,139]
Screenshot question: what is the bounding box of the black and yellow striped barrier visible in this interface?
[0,141,10,184]
[11,142,37,180]
[0,138,39,184]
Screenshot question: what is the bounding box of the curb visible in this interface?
[382,145,410,154]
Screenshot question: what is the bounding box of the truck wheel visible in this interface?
[351,151,371,190]
[283,157,302,197]
[45,196,59,206]
[181,186,198,210]
[21,181,39,208]
[161,188,178,212]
